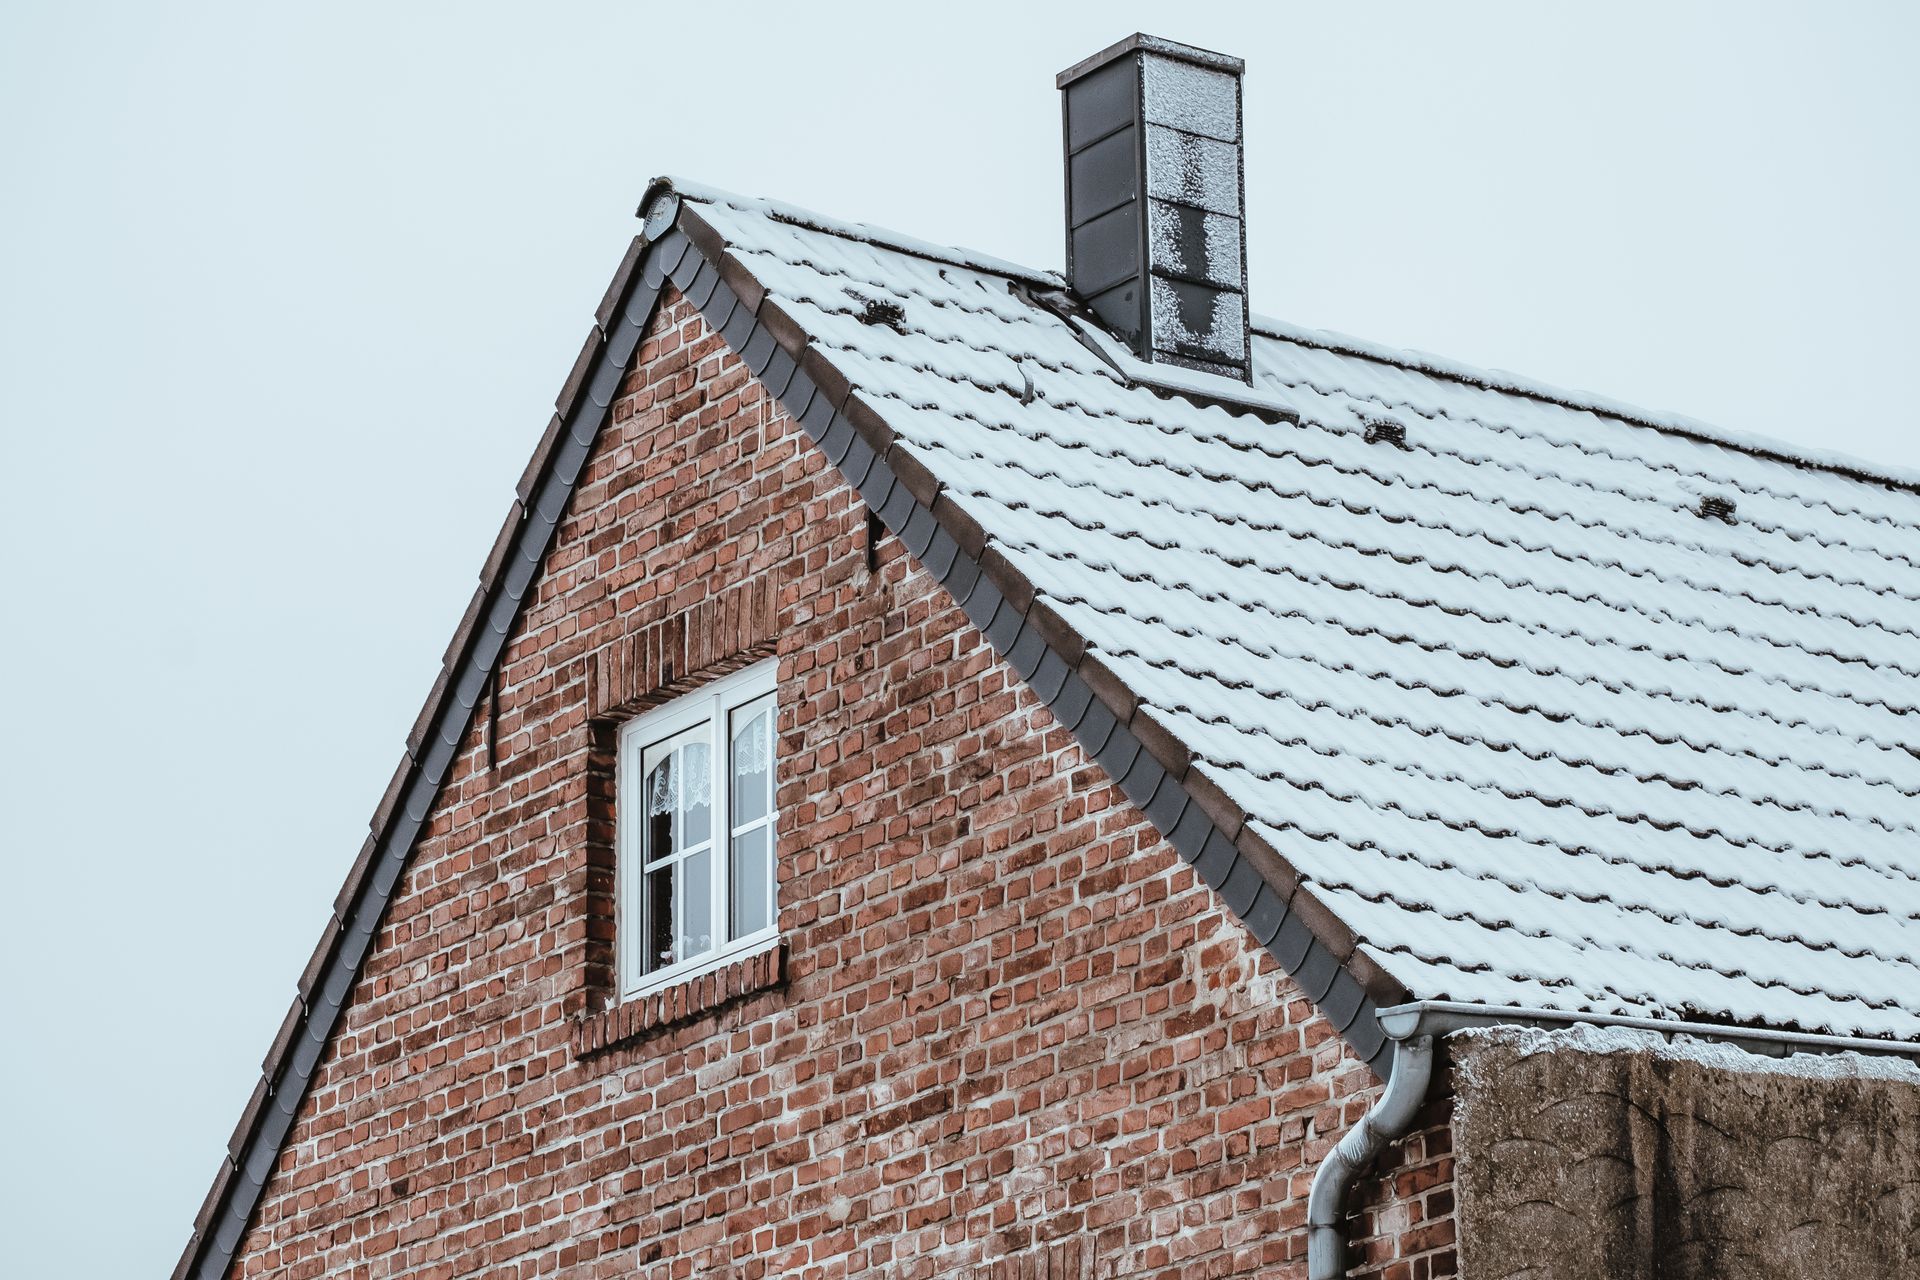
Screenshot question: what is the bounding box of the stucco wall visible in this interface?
[1451,1025,1920,1280]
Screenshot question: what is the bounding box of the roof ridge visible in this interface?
[657,177,1918,496]
[654,175,1061,289]
[1251,315,1920,496]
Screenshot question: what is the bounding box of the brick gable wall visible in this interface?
[230,289,1455,1279]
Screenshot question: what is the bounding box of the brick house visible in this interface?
[178,34,1920,1280]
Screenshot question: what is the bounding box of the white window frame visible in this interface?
[616,659,779,1000]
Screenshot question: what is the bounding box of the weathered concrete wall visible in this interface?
[1451,1025,1920,1280]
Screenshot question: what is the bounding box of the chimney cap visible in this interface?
[1056,32,1244,89]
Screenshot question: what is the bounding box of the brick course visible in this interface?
[230,289,1456,1279]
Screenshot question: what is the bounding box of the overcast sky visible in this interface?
[3,3,1917,1274]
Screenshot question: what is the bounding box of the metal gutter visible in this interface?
[1377,999,1920,1061]
[1303,1000,1920,1280]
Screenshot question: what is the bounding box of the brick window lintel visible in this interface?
[587,573,782,721]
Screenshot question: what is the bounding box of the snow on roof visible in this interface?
[678,183,1920,1044]
[1253,315,1920,494]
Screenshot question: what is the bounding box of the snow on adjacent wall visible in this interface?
[1455,1024,1920,1086]
[1451,1023,1920,1280]
[678,183,1920,1045]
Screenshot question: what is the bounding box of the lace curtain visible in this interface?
[646,741,712,816]
[732,710,771,776]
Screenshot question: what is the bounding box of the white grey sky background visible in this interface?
[2,2,1916,1273]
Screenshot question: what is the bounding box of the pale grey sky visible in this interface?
[2,3,1916,1274]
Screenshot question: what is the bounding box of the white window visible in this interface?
[617,660,778,998]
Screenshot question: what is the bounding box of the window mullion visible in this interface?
[712,691,731,948]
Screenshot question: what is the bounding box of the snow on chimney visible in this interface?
[1058,34,1249,383]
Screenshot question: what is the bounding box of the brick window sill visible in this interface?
[572,943,786,1057]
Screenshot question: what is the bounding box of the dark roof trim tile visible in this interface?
[189,1158,234,1235]
[1027,649,1071,707]
[1270,910,1315,973]
[553,324,604,423]
[683,260,722,311]
[885,442,941,509]
[595,235,647,329]
[939,552,981,609]
[751,295,811,362]
[1242,882,1288,945]
[875,481,918,539]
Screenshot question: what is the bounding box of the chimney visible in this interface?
[1058,34,1250,382]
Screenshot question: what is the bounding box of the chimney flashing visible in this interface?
[1061,309,1294,425]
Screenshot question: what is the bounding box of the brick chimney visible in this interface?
[1058,34,1250,383]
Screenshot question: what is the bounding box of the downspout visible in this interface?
[1305,1031,1434,1280]
[1302,1000,1920,1280]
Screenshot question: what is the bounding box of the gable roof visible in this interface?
[179,178,1920,1279]
[672,179,1920,1043]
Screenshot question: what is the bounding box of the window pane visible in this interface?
[644,757,676,868]
[731,706,772,827]
[680,847,713,962]
[643,861,675,974]
[730,823,772,937]
[681,740,711,846]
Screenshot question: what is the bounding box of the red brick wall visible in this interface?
[231,289,1455,1279]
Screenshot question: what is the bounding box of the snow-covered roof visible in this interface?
[677,181,1920,1044]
